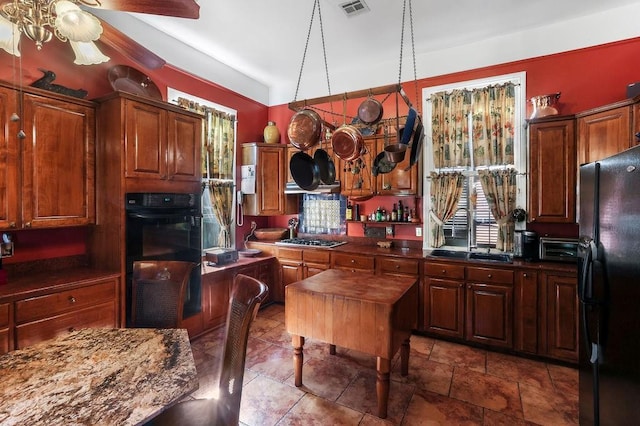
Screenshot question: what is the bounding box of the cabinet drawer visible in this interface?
[0,303,8,327]
[466,267,513,284]
[377,257,420,275]
[331,252,375,271]
[16,301,116,349]
[15,280,116,323]
[424,262,465,280]
[303,249,331,264]
[277,247,303,261]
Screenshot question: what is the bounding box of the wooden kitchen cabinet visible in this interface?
[422,262,465,339]
[14,277,118,349]
[0,86,96,230]
[201,270,232,330]
[465,266,514,349]
[337,137,377,198]
[242,143,297,215]
[540,272,579,363]
[577,102,634,165]
[374,135,421,196]
[123,99,201,189]
[0,302,10,354]
[275,247,330,303]
[528,116,576,223]
[331,251,375,272]
[376,256,420,278]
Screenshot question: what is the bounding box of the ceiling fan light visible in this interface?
[0,14,20,56]
[55,7,103,42]
[24,23,52,49]
[69,40,109,65]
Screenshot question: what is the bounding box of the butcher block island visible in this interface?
[0,328,198,425]
[285,269,418,419]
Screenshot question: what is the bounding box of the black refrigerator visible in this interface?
[578,145,640,425]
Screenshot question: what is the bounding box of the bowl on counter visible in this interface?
[253,228,287,240]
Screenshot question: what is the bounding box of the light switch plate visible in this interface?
[415,227,422,237]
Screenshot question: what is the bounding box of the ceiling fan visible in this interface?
[0,0,199,69]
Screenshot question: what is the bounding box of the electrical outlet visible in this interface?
[386,226,394,236]
[415,227,422,237]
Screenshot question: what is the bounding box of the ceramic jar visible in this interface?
[263,121,280,144]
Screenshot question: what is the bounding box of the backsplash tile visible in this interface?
[298,194,346,235]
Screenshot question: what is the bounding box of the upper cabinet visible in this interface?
[97,92,202,194]
[528,116,576,223]
[0,84,96,230]
[242,143,297,216]
[577,100,637,165]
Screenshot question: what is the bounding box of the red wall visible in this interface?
[4,36,640,260]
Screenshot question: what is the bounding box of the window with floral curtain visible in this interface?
[423,74,526,251]
[172,90,237,250]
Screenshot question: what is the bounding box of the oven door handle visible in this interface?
[127,212,199,220]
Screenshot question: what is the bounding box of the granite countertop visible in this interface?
[0,328,198,425]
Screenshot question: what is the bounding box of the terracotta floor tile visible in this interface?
[244,341,294,382]
[238,375,305,426]
[519,382,579,426]
[486,351,553,389]
[450,367,523,419]
[279,393,364,425]
[284,356,360,401]
[482,409,534,425]
[391,354,453,396]
[403,389,484,425]
[429,340,487,373]
[249,315,282,337]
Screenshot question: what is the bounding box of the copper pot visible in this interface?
[357,98,383,125]
[331,125,364,161]
[287,109,322,151]
[384,143,407,163]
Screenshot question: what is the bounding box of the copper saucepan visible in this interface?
[331,125,364,162]
[287,109,322,151]
[357,98,383,125]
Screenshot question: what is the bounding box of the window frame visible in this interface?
[421,72,528,250]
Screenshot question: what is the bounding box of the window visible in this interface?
[421,73,527,251]
[168,88,237,251]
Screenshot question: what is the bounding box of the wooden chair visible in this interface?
[131,260,197,328]
[146,274,268,426]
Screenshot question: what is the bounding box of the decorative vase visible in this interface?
[530,92,561,119]
[263,121,280,144]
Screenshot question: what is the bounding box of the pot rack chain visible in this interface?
[293,0,333,119]
[397,0,419,112]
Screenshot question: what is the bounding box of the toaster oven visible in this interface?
[538,237,579,262]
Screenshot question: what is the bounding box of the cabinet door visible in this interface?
[376,135,420,196]
[257,145,286,214]
[514,270,539,354]
[0,87,18,230]
[529,118,576,223]
[279,261,304,303]
[338,138,376,198]
[21,93,96,228]
[124,101,167,180]
[578,105,632,165]
[544,274,579,362]
[423,277,465,338]
[465,283,513,348]
[202,272,231,329]
[167,111,201,182]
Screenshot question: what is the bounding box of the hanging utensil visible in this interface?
[357,97,383,125]
[289,151,321,191]
[287,108,322,151]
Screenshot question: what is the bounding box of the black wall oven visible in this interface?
[125,193,202,325]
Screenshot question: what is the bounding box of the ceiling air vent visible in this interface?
[339,0,369,17]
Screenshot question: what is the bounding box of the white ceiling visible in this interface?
[93,0,640,106]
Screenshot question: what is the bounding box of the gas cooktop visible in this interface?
[275,238,347,248]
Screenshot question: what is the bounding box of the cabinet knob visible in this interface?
[69,296,76,304]
[487,274,492,278]
[9,222,16,228]
[523,273,528,278]
[395,265,400,269]
[467,284,472,289]
[441,269,446,274]
[351,259,355,263]
[24,222,31,228]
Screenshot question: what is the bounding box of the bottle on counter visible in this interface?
[397,200,404,222]
[376,206,383,222]
[346,201,353,221]
[354,203,360,221]
[391,203,397,222]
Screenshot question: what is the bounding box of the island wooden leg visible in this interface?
[376,357,391,419]
[400,337,410,376]
[292,335,305,387]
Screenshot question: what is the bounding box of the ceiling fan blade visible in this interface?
[87,0,200,19]
[98,20,166,70]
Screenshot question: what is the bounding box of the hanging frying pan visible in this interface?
[290,151,321,191]
[287,109,322,151]
[331,125,364,161]
[314,148,336,185]
[357,98,383,125]
[372,151,397,176]
[401,107,417,145]
[405,117,424,171]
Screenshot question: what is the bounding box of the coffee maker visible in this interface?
[513,230,538,261]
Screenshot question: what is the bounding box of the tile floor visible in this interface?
[187,304,579,425]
